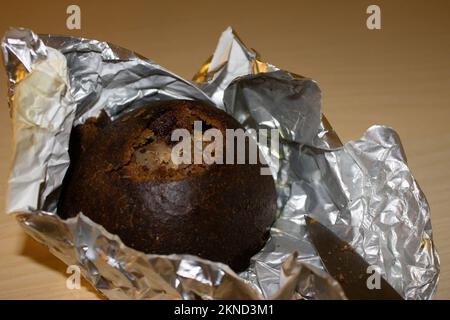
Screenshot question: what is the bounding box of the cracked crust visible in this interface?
[57,100,277,271]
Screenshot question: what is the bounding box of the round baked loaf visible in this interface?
[58,100,277,271]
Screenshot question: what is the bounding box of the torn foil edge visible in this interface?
[200,28,439,299]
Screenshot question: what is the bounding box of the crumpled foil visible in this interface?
[1,26,439,300]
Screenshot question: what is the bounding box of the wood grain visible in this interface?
[0,0,448,299]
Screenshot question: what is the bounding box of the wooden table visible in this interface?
[0,0,448,299]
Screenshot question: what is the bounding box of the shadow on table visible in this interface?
[19,233,104,299]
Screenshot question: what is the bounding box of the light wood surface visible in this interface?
[0,0,449,299]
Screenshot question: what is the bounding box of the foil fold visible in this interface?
[1,26,439,299]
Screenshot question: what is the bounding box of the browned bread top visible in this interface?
[58,100,277,271]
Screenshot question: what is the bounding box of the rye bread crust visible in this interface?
[57,100,277,271]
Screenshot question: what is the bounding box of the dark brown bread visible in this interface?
[58,100,277,271]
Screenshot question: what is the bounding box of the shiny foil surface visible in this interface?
[1,27,439,299]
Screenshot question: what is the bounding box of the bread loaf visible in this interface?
[58,100,277,271]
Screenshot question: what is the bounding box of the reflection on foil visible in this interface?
[1,26,439,299]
